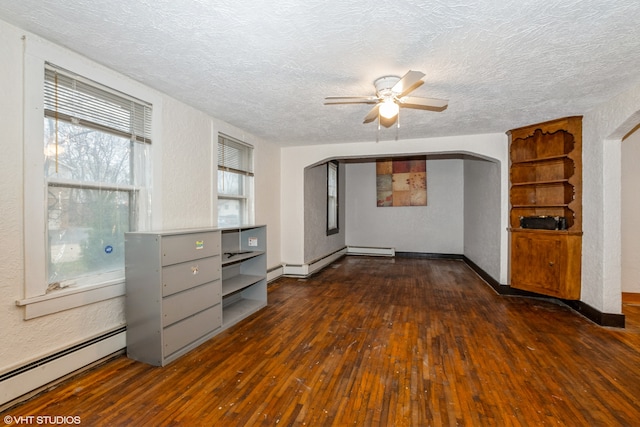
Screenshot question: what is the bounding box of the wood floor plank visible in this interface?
[3,257,640,426]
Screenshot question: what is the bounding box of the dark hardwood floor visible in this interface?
[3,256,640,426]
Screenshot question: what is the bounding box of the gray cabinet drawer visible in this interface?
[163,304,222,357]
[162,281,222,327]
[162,256,221,297]
[162,231,220,266]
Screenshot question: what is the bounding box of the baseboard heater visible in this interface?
[283,247,347,277]
[347,246,395,257]
[0,327,126,410]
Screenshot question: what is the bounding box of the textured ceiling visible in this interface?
[1,0,639,146]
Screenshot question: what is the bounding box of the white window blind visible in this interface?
[217,133,254,227]
[218,133,253,176]
[44,63,152,144]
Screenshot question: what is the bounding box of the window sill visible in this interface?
[16,280,126,320]
[326,228,340,236]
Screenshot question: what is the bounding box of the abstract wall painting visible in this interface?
[376,159,427,207]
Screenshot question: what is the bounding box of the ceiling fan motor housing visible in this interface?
[374,75,401,96]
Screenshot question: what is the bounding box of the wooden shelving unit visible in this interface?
[508,116,583,300]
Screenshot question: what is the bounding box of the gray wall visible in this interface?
[463,157,502,281]
[344,159,464,253]
[304,162,346,262]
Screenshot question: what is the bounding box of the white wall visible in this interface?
[0,21,141,377]
[160,98,213,229]
[583,81,640,313]
[463,157,502,281]
[0,18,281,388]
[281,134,510,282]
[252,126,282,270]
[345,159,464,254]
[0,19,28,372]
[159,98,282,269]
[621,126,640,293]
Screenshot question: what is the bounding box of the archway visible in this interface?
[621,123,640,303]
[601,110,640,316]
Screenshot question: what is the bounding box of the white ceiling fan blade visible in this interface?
[399,96,448,109]
[392,70,426,96]
[324,96,379,104]
[363,104,381,123]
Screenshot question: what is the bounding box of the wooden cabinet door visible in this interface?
[511,232,578,299]
[513,233,563,293]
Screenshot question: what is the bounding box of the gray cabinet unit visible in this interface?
[125,229,222,366]
[220,225,268,329]
[125,226,268,366]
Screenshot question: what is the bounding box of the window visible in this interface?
[327,161,339,235]
[217,133,254,227]
[43,63,152,289]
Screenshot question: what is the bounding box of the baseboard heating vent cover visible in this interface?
[347,246,395,257]
[0,327,125,410]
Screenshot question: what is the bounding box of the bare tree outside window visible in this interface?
[45,119,135,286]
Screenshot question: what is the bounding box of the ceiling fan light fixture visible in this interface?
[379,99,399,119]
[324,70,448,125]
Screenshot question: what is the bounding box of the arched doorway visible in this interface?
[621,123,640,304]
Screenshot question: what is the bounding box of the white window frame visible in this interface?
[17,36,163,319]
[217,133,254,227]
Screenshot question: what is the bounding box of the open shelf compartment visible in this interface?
[220,225,268,330]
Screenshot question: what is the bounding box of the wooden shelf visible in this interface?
[511,154,570,164]
[509,227,583,236]
[511,179,569,187]
[507,116,582,300]
[511,204,570,208]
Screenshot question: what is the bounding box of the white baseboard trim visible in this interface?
[283,247,347,278]
[0,328,125,410]
[347,246,395,257]
[267,264,284,282]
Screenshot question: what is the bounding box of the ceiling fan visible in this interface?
[324,70,448,126]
